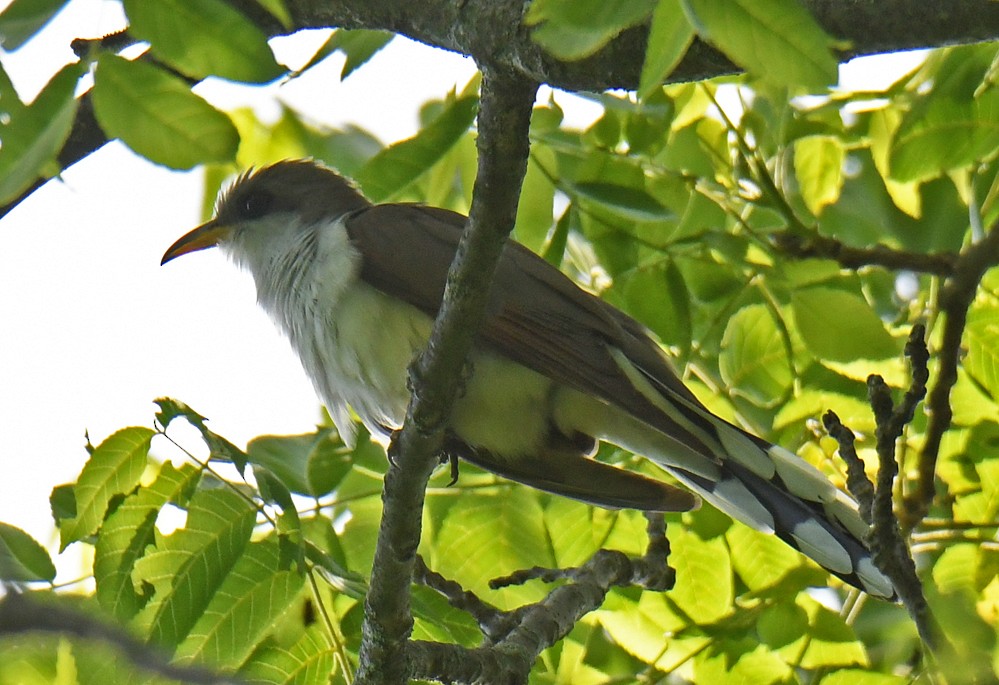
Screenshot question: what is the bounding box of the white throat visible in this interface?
[223,213,430,446]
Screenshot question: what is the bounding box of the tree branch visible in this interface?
[282,0,999,92]
[353,68,538,684]
[905,221,999,525]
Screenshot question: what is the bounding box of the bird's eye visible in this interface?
[240,190,273,219]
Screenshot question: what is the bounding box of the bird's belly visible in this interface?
[309,282,557,456]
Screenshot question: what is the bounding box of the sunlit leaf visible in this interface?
[302,29,394,80]
[173,540,305,667]
[719,303,792,406]
[132,488,256,647]
[355,90,478,201]
[94,462,201,620]
[58,427,154,550]
[0,523,56,582]
[526,0,656,61]
[0,61,81,204]
[791,287,899,362]
[123,0,284,83]
[0,0,69,50]
[682,0,837,89]
[639,0,695,98]
[239,625,337,684]
[93,55,239,170]
[794,135,845,216]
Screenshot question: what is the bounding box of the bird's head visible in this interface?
[161,160,369,267]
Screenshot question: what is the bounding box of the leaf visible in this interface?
[514,146,556,252]
[0,523,56,582]
[173,540,305,668]
[719,303,792,406]
[429,489,551,608]
[682,0,837,89]
[726,524,808,592]
[355,90,478,202]
[791,287,899,363]
[889,89,999,182]
[122,0,284,83]
[639,0,695,98]
[572,181,674,221]
[0,61,81,204]
[0,0,69,50]
[620,260,691,350]
[94,462,201,620]
[155,398,247,471]
[526,0,657,61]
[92,54,239,170]
[247,431,351,498]
[303,29,394,80]
[132,488,256,648]
[669,528,733,623]
[58,427,154,550]
[794,135,845,216]
[964,307,999,403]
[239,624,336,684]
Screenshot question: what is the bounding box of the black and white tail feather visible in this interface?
[604,348,896,599]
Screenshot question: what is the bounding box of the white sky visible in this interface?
[0,0,927,583]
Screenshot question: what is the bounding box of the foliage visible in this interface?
[1,0,999,683]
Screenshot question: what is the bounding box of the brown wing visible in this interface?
[345,204,720,456]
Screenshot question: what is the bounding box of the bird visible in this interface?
[162,159,895,599]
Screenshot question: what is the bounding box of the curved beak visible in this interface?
[161,219,235,265]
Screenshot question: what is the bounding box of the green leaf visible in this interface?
[791,287,899,363]
[682,0,837,89]
[247,431,351,498]
[0,523,56,582]
[726,524,808,592]
[619,260,691,350]
[526,0,656,61]
[639,0,695,98]
[0,61,81,204]
[173,540,305,668]
[304,29,394,80]
[794,135,845,216]
[94,462,201,620]
[155,398,248,471]
[355,90,479,202]
[964,306,999,402]
[719,303,792,407]
[765,596,866,668]
[889,89,999,182]
[239,624,337,684]
[0,0,69,50]
[572,181,674,221]
[820,671,907,685]
[514,146,556,251]
[122,0,284,83]
[58,427,154,550]
[428,489,551,609]
[132,488,256,647]
[669,528,733,623]
[92,54,239,170]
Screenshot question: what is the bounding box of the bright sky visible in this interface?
[0,0,927,583]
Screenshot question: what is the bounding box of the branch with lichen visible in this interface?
[407,514,674,684]
[823,326,945,657]
[353,68,539,685]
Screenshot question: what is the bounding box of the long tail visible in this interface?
[585,358,896,599]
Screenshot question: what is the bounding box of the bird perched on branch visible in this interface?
[162,159,895,599]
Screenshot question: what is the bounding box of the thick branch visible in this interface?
[353,69,538,684]
[282,0,999,92]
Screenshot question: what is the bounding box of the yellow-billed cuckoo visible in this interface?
[162,159,895,599]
